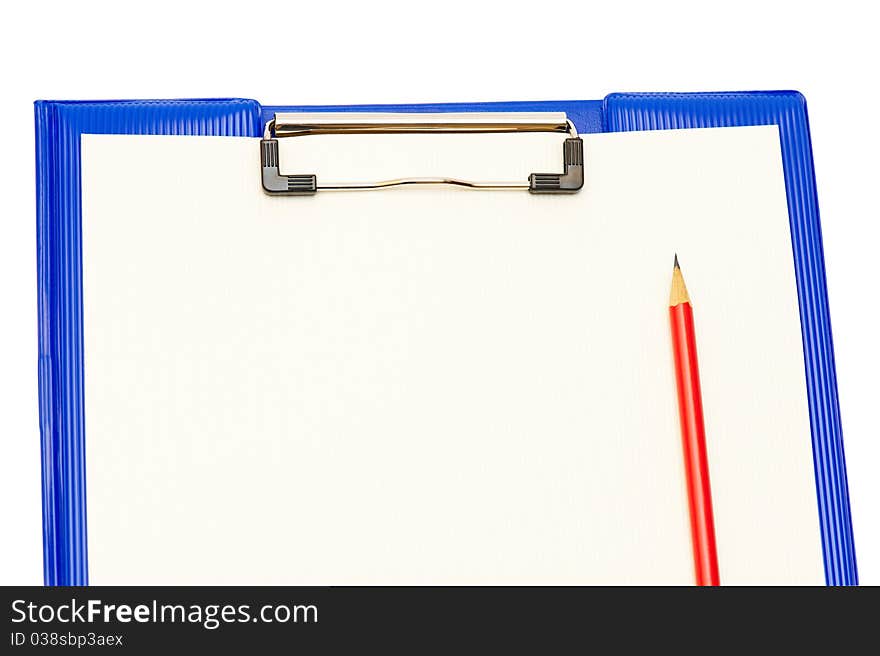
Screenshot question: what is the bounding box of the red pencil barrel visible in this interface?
[670,302,720,586]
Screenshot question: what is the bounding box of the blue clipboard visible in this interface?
[34,92,857,585]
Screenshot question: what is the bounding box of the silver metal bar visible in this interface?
[320,178,530,191]
[260,112,583,195]
[271,112,576,139]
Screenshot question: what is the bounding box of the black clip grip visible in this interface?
[528,138,584,194]
[261,139,317,195]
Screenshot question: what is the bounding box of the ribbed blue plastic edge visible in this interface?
[34,99,262,585]
[36,93,855,585]
[603,91,857,586]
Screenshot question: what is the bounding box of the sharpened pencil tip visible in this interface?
[669,254,690,306]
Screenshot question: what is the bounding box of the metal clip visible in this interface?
[260,113,583,196]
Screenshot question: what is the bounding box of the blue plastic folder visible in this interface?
[34,92,857,585]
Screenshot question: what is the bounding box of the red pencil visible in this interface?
[669,255,720,586]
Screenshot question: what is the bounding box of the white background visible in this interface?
[0,0,876,585]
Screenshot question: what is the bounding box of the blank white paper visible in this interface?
[81,124,824,584]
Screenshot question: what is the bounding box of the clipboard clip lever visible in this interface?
[260,113,584,196]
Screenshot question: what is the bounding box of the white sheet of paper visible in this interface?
[81,124,824,584]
